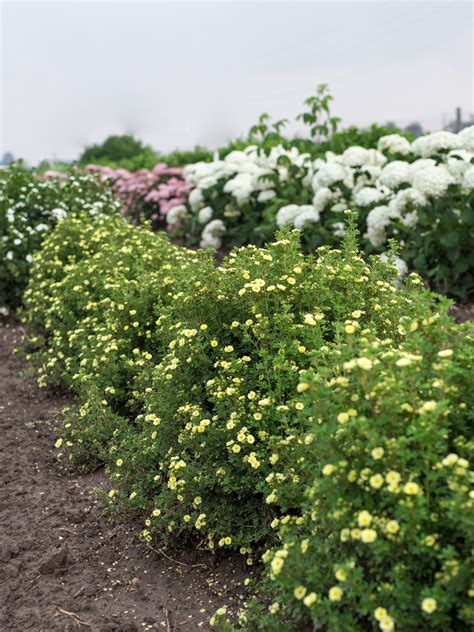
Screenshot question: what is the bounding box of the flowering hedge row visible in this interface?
[84,163,192,228]
[0,165,120,314]
[23,211,474,631]
[168,127,474,299]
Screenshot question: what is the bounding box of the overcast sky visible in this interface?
[1,0,473,163]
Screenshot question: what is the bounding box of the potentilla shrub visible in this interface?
[0,164,121,314]
[23,211,473,630]
[215,316,474,632]
[99,217,458,555]
[23,213,214,463]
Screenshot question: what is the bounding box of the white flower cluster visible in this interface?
[1,172,121,313]
[169,145,313,247]
[309,127,473,246]
[169,127,474,250]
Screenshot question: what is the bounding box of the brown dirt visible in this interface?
[0,319,250,632]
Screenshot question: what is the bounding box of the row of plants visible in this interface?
[0,164,120,314]
[167,125,474,299]
[22,210,474,631]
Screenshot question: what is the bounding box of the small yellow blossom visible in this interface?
[356,357,373,370]
[371,447,384,460]
[403,481,420,495]
[329,586,343,602]
[438,349,453,358]
[370,474,384,489]
[421,598,437,614]
[294,586,307,600]
[303,592,317,607]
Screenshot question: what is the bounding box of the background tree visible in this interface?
[79,134,149,164]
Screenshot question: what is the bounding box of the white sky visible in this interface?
[1,0,473,163]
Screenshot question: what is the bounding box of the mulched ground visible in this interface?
[0,319,250,632]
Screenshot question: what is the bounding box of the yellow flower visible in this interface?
[328,586,343,602]
[438,349,453,358]
[396,357,412,367]
[358,510,373,527]
[232,444,241,453]
[371,447,384,460]
[356,357,373,370]
[345,324,355,334]
[421,598,437,614]
[379,616,395,631]
[419,400,437,414]
[370,474,384,489]
[269,602,280,614]
[386,520,400,534]
[361,528,377,543]
[322,464,336,476]
[224,345,234,353]
[386,471,401,485]
[337,412,350,424]
[403,482,420,495]
[294,586,307,600]
[335,569,347,581]
[374,607,388,621]
[116,458,123,467]
[295,402,304,410]
[340,528,350,542]
[210,339,218,347]
[442,453,458,466]
[297,382,310,393]
[266,491,277,504]
[303,592,317,607]
[152,509,161,517]
[271,557,284,574]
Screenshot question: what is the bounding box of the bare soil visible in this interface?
[0,320,249,632]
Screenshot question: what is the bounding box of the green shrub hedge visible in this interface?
[23,212,473,631]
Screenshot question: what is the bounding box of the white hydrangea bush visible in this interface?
[168,127,474,298]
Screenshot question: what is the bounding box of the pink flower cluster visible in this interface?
[85,163,192,225]
[43,170,68,180]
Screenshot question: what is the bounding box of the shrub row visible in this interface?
[0,164,120,314]
[23,212,474,631]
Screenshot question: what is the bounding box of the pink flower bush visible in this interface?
[85,164,192,227]
[42,170,68,181]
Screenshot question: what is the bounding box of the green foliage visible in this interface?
[0,164,120,313]
[319,124,413,155]
[396,188,474,299]
[296,83,341,142]
[22,211,474,631]
[79,134,149,164]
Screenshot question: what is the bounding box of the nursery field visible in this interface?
[1,105,474,631]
